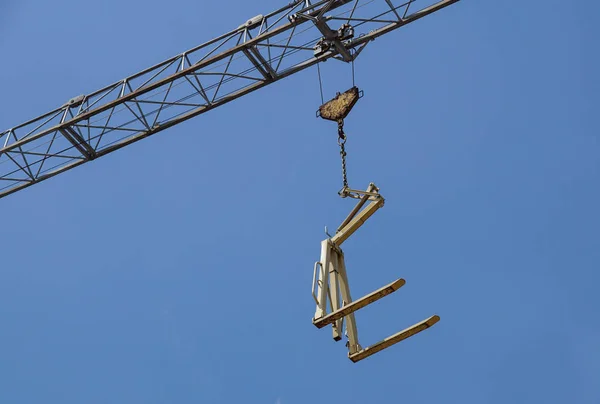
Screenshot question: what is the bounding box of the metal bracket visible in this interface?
[313,23,355,62]
[338,186,379,199]
[291,4,355,62]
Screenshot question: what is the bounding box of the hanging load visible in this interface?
[313,89,440,363]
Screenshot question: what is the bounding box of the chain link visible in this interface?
[337,120,349,191]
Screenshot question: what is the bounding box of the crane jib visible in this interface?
[0,0,459,200]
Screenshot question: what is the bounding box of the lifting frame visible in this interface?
[311,183,440,363]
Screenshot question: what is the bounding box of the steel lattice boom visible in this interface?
[0,0,458,200]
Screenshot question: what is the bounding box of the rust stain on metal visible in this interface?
[318,86,361,122]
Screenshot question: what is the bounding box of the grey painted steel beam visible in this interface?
[0,0,459,200]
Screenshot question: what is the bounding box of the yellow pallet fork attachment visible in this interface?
[311,183,440,363]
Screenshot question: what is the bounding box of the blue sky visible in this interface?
[0,0,598,403]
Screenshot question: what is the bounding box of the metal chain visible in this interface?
[337,120,349,191]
